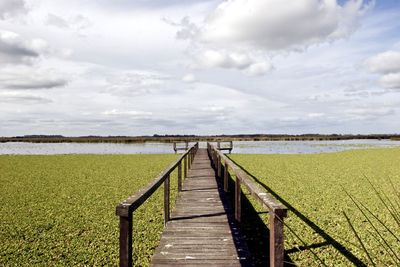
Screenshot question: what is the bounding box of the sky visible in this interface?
[0,0,399,136]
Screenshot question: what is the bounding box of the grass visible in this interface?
[0,154,178,266]
[231,148,400,266]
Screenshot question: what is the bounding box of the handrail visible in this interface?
[207,143,287,267]
[217,140,233,153]
[173,141,189,154]
[116,142,199,267]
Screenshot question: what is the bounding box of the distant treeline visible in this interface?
[1,134,400,143]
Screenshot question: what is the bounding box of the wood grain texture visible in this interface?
[150,149,252,266]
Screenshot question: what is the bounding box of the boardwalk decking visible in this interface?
[150,148,252,266]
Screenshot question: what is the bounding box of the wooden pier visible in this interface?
[151,148,250,266]
[116,143,287,267]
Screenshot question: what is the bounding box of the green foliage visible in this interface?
[0,154,178,266]
[231,148,400,266]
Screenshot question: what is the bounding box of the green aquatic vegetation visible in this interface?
[0,154,178,266]
[231,148,400,266]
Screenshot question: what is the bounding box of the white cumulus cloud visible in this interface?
[173,0,370,76]
[198,49,251,69]
[179,0,370,50]
[380,73,400,89]
[196,49,272,76]
[366,50,400,89]
[365,50,400,74]
[244,62,273,76]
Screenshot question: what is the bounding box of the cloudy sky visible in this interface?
[0,0,399,136]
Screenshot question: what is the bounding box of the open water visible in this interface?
[0,139,399,155]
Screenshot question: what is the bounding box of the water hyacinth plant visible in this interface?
[231,148,400,266]
[342,176,400,266]
[0,154,178,266]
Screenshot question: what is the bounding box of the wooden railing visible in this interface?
[217,140,233,154]
[173,141,189,153]
[207,143,288,267]
[116,143,199,267]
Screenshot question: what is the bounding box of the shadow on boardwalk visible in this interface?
[228,158,367,267]
[218,163,294,266]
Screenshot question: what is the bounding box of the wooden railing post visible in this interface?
[269,210,285,267]
[164,174,170,226]
[224,161,228,192]
[235,177,241,223]
[217,155,221,178]
[213,151,216,168]
[184,156,187,178]
[178,161,182,192]
[119,214,132,267]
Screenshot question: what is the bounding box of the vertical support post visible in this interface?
[178,161,182,192]
[184,156,187,178]
[188,151,191,169]
[211,150,214,167]
[217,155,221,178]
[164,174,170,226]
[119,214,132,267]
[269,210,285,267]
[224,161,228,192]
[212,151,216,168]
[235,176,241,223]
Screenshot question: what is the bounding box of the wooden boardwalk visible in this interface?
[150,148,252,266]
[117,143,287,266]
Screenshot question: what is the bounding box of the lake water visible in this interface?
[0,139,400,155]
[231,140,400,154]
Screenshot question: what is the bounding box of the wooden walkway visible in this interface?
[150,148,252,266]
